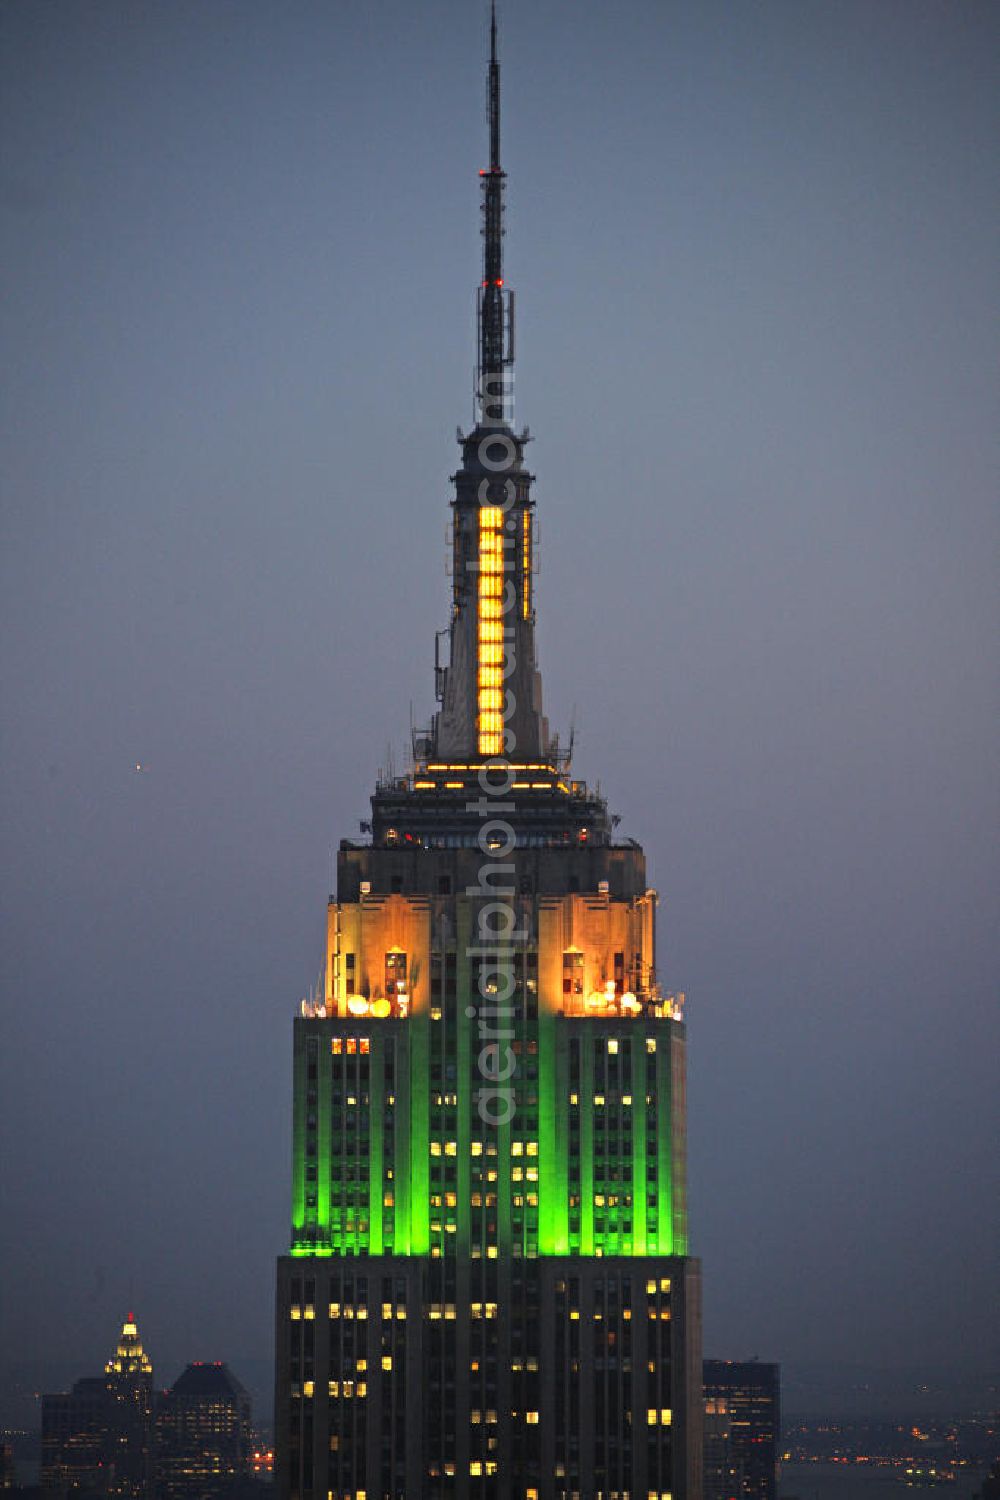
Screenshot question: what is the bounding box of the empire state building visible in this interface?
[275,10,703,1497]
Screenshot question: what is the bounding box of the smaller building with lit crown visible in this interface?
[41,1315,153,1500]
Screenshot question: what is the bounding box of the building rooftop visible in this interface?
[168,1363,249,1401]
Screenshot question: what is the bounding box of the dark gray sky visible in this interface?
[2,0,997,1413]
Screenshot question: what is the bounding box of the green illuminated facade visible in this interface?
[276,11,702,1498]
[289,970,689,1264]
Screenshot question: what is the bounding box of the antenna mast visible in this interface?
[477,1,514,425]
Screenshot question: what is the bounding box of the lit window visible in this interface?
[562,950,584,996]
[384,949,407,999]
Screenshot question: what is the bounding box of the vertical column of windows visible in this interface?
[643,1276,673,1481]
[288,1278,316,1498]
[589,1274,633,1497]
[477,505,506,755]
[552,1277,568,1489]
[568,1276,581,1492]
[429,950,459,1259]
[329,1039,372,1253]
[381,1040,396,1253]
[645,1038,660,1251]
[326,1273,370,1500]
[287,1276,304,1500]
[508,1267,542,1480]
[592,1039,609,1255]
[593,1280,607,1489]
[376,1277,407,1496]
[303,1041,319,1238]
[509,965,539,1254]
[620,1037,634,1252]
[671,1032,688,1255]
[567,1039,582,1252]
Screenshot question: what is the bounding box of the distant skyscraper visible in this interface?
[104,1316,153,1499]
[42,1377,109,1499]
[702,1362,780,1500]
[155,1364,254,1500]
[702,1395,736,1500]
[275,8,702,1497]
[41,1315,153,1500]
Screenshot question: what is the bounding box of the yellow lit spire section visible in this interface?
[522,509,531,620]
[478,505,506,755]
[105,1313,152,1378]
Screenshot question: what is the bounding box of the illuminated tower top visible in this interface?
[105,1313,152,1381]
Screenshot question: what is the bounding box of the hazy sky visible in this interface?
[2,0,997,1416]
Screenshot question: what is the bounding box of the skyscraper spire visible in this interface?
[422,1,546,763]
[478,0,513,424]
